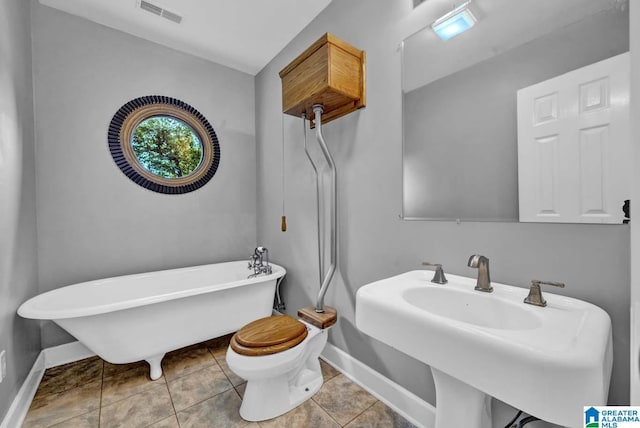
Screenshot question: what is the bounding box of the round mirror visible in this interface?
[108,96,220,194]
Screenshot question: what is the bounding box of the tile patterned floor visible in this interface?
[22,335,417,428]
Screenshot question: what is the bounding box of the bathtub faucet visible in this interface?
[248,246,272,277]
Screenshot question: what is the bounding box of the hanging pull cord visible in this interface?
[281,112,287,232]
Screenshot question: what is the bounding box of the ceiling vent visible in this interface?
[139,0,182,24]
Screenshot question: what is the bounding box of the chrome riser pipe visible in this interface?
[302,113,324,286]
[304,105,337,313]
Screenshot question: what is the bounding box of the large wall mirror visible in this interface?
[402,0,629,223]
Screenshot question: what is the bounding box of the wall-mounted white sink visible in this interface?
[355,270,613,428]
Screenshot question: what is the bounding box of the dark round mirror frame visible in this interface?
[108,96,220,194]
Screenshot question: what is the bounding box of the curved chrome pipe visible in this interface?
[302,113,324,286]
[312,105,337,313]
[274,276,286,312]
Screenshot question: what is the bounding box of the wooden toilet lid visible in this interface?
[231,315,308,356]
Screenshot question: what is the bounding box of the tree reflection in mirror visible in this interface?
[131,116,203,179]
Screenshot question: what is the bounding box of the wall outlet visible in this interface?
[0,350,6,383]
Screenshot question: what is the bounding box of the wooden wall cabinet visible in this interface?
[279,33,366,127]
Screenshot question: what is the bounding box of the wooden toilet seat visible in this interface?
[230,315,308,356]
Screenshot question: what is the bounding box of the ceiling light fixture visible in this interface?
[432,1,477,41]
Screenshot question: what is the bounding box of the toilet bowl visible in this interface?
[226,314,331,421]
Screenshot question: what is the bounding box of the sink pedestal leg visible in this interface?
[432,368,491,428]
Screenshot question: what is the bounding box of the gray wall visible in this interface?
[0,0,41,421]
[255,0,630,422]
[404,8,629,220]
[631,0,640,404]
[31,3,257,347]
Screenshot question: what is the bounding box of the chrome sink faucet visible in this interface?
[467,255,493,292]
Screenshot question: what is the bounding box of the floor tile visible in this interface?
[49,410,99,428]
[258,399,340,428]
[344,401,417,428]
[35,357,103,397]
[213,350,245,386]
[103,360,149,378]
[209,344,227,359]
[102,364,166,406]
[176,389,249,428]
[235,382,246,398]
[24,338,405,428]
[23,380,101,428]
[320,359,340,382]
[205,333,234,353]
[147,415,181,427]
[100,382,174,428]
[162,344,216,380]
[167,364,233,411]
[312,374,377,425]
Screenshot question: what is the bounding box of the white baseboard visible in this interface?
[321,343,435,428]
[0,341,96,428]
[42,341,95,368]
[0,352,45,428]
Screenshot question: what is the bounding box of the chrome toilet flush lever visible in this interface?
[524,280,565,307]
[248,246,272,277]
[422,262,447,284]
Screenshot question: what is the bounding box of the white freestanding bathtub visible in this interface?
[18,261,285,380]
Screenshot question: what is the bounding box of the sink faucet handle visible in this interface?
[533,280,565,288]
[422,262,448,284]
[524,280,566,307]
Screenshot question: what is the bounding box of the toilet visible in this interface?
[226,308,336,421]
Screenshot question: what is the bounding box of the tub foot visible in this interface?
[146,354,165,380]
